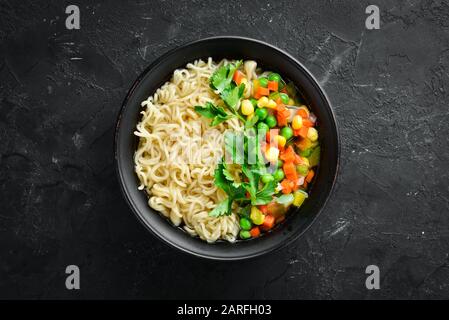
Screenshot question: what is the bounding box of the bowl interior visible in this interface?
[115,37,339,260]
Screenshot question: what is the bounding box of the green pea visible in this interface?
[261,174,274,184]
[300,149,312,157]
[250,98,258,108]
[277,159,284,168]
[239,217,252,231]
[259,77,268,88]
[268,73,281,82]
[265,115,277,128]
[280,93,289,104]
[257,122,269,132]
[273,169,285,181]
[255,107,268,120]
[297,164,309,176]
[240,230,251,239]
[280,126,293,140]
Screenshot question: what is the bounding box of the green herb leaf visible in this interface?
[253,180,276,205]
[245,115,259,129]
[209,198,231,217]
[242,163,259,201]
[194,105,215,119]
[195,102,233,126]
[210,61,242,93]
[222,83,245,110]
[214,162,232,195]
[211,114,232,126]
[222,163,234,182]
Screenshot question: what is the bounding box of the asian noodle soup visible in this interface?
[134,58,320,243]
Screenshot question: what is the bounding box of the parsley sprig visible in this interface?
[210,131,276,217]
[193,61,277,217]
[194,61,246,126]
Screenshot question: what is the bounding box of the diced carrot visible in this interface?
[233,70,245,85]
[298,126,309,138]
[259,205,268,214]
[292,180,299,191]
[293,129,301,136]
[281,179,295,194]
[275,97,283,105]
[267,81,278,91]
[280,146,296,163]
[275,105,290,127]
[294,154,302,165]
[261,214,275,230]
[280,87,288,93]
[302,119,314,127]
[305,169,315,183]
[297,109,309,118]
[283,162,298,181]
[256,86,270,96]
[302,181,308,189]
[250,226,260,238]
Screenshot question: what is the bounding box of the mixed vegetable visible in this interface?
[195,60,320,240]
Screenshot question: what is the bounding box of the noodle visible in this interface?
[134,58,242,243]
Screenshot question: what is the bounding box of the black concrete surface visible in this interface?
[0,0,448,299]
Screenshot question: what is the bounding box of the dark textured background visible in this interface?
[0,0,448,299]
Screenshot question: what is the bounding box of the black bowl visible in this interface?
[115,36,339,260]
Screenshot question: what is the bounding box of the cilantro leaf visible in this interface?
[194,105,215,119]
[222,163,234,182]
[210,66,230,92]
[242,163,259,201]
[253,181,276,205]
[195,102,233,126]
[209,198,231,217]
[211,114,232,126]
[210,60,242,93]
[221,83,245,110]
[214,162,232,195]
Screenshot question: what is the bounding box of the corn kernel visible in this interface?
[265,147,279,163]
[266,99,277,109]
[292,115,303,130]
[301,157,310,167]
[307,127,318,142]
[288,98,295,105]
[257,96,269,108]
[250,206,265,225]
[241,99,254,115]
[274,135,286,148]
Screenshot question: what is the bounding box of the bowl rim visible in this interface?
[114,35,340,260]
